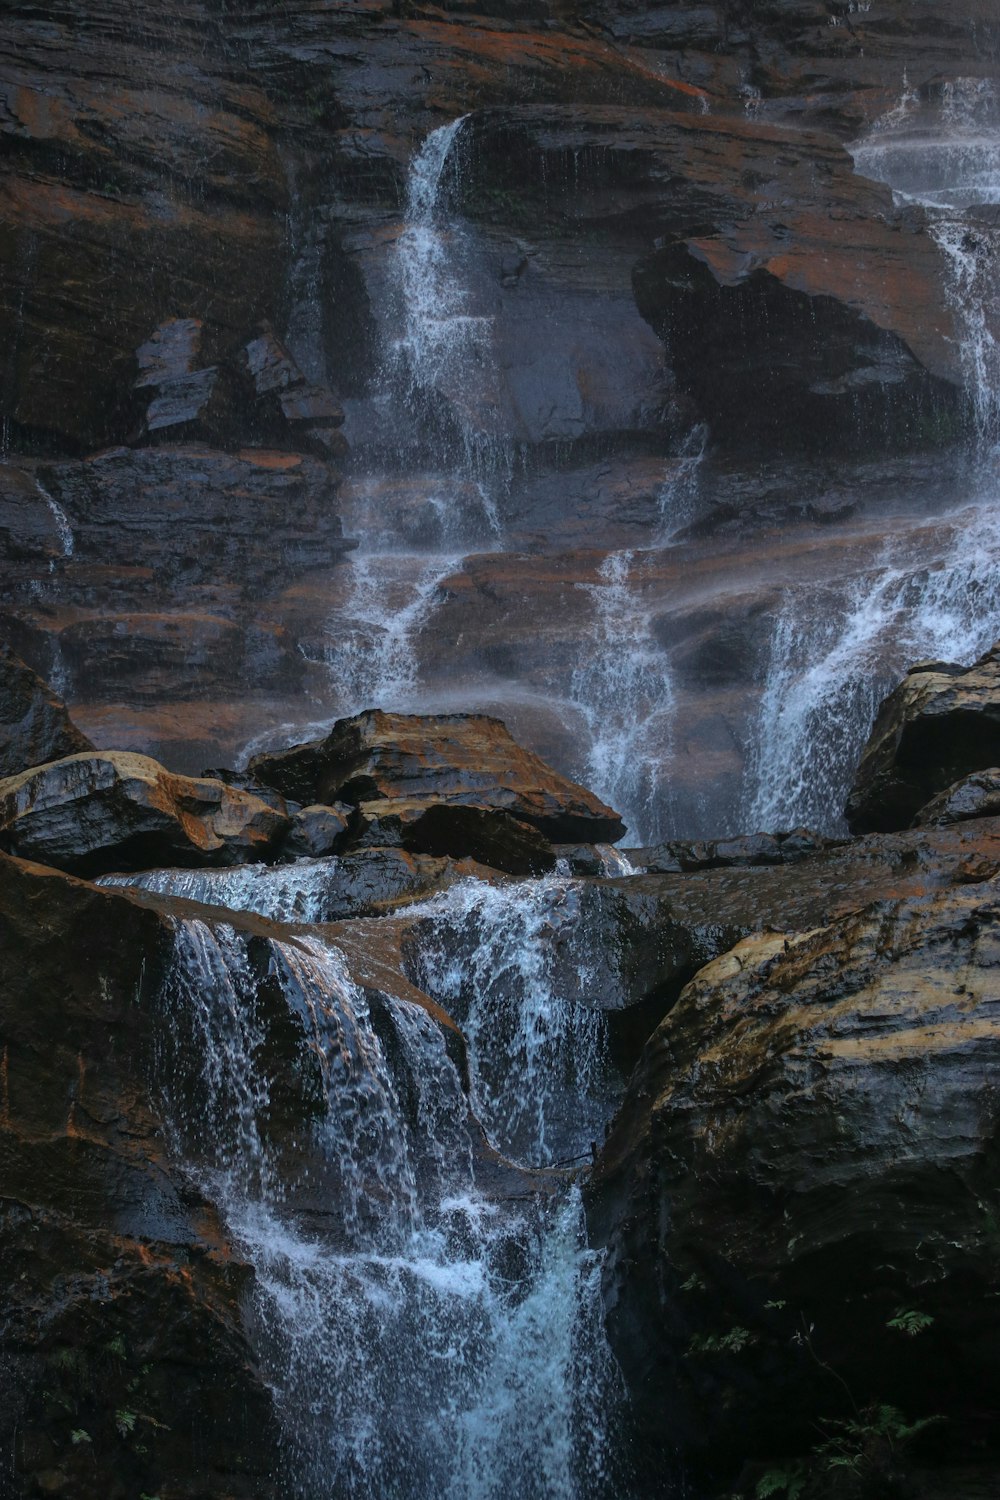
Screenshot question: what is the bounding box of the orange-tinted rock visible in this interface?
[0,751,290,876]
[251,709,627,842]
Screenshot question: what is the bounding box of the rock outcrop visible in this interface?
[250,709,626,843]
[846,645,1000,832]
[586,876,1000,1491]
[0,852,281,1500]
[0,751,290,876]
[0,640,93,778]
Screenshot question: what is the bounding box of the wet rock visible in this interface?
[0,751,290,876]
[914,769,1000,827]
[638,826,840,873]
[586,877,1000,1490]
[0,464,73,562]
[402,802,558,876]
[283,802,353,858]
[0,851,280,1499]
[0,641,93,779]
[846,643,1000,833]
[250,709,626,842]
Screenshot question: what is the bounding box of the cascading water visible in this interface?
[147,878,629,1497]
[851,76,1000,440]
[568,551,677,847]
[739,81,1000,834]
[404,874,621,1168]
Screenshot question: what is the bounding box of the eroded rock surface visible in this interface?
[0,751,290,876]
[846,644,1000,832]
[0,640,93,778]
[587,875,1000,1490]
[251,709,626,843]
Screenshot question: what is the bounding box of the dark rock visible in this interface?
[134,318,203,388]
[0,641,93,779]
[913,769,1000,827]
[0,751,290,876]
[639,826,839,873]
[846,643,1000,833]
[283,801,353,858]
[0,851,280,1499]
[586,878,1000,1490]
[0,464,73,562]
[403,802,558,876]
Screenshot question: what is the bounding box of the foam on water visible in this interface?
[100,859,342,924]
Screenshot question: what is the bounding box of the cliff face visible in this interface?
[2,0,997,805]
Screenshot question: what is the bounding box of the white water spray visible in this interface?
[150,903,627,1498]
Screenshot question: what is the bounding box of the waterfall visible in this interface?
[99,859,345,924]
[149,895,627,1497]
[568,551,676,848]
[850,77,1000,438]
[34,477,74,558]
[742,499,1000,832]
[736,81,1000,834]
[325,551,464,717]
[405,875,619,1168]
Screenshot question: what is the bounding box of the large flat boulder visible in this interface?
[0,751,290,876]
[586,877,1000,1492]
[846,646,1000,832]
[0,640,93,778]
[250,709,626,843]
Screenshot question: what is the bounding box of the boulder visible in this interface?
[0,751,290,876]
[347,796,556,875]
[283,801,353,858]
[586,878,1000,1491]
[0,640,93,779]
[638,826,838,874]
[913,769,1000,828]
[250,709,626,843]
[846,645,1000,833]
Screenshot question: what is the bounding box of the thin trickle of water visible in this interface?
[657,422,708,540]
[406,875,617,1168]
[155,911,626,1499]
[34,478,74,558]
[742,499,1000,832]
[569,551,676,847]
[325,551,463,716]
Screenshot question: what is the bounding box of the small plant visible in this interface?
[814,1402,942,1473]
[680,1272,706,1293]
[69,1429,91,1446]
[764,1299,787,1311]
[756,1463,807,1498]
[687,1326,757,1357]
[886,1307,934,1336]
[115,1408,137,1437]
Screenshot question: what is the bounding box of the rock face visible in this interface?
[0,852,280,1500]
[846,646,1000,832]
[250,709,626,843]
[0,640,93,778]
[0,751,290,876]
[915,769,1000,827]
[586,875,1000,1491]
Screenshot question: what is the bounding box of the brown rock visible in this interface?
[250,709,626,843]
[0,639,93,778]
[403,801,558,876]
[846,643,1000,833]
[283,801,353,858]
[0,751,290,876]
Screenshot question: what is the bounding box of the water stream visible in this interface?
[738,80,1000,833]
[141,875,629,1498]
